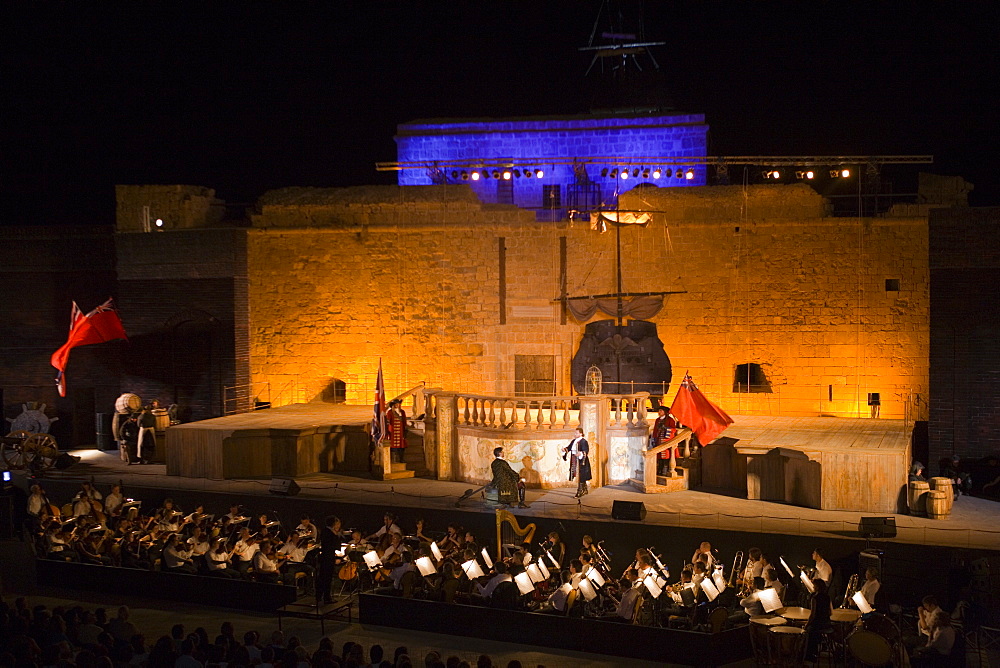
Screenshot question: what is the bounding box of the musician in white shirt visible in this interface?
[104,485,124,517]
[812,549,832,583]
[367,513,402,542]
[763,567,784,601]
[859,567,880,607]
[476,562,512,599]
[253,543,287,584]
[206,539,240,579]
[233,528,259,577]
[295,515,318,540]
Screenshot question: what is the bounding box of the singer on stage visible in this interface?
[563,427,592,498]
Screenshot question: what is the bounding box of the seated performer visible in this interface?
[490,447,526,507]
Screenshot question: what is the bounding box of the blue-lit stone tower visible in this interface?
[394,112,709,219]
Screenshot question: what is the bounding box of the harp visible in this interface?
[495,508,537,561]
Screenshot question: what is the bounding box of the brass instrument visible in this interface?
[594,540,612,574]
[495,508,536,562]
[728,550,745,587]
[840,573,859,608]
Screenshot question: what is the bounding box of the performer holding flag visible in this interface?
[668,373,734,446]
[50,298,128,397]
[369,360,387,473]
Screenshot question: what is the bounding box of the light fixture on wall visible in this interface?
[652,168,662,179]
[470,171,481,181]
[830,168,852,178]
[685,168,695,180]
[795,170,815,180]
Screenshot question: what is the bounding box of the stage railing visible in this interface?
[437,392,649,431]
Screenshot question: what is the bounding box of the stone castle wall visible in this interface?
[246,183,929,420]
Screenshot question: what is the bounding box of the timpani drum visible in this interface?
[847,629,892,666]
[768,625,807,667]
[778,606,811,624]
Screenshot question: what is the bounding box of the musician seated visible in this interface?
[278,534,315,586]
[568,559,585,587]
[611,570,641,622]
[366,513,402,543]
[917,595,943,639]
[162,534,198,574]
[104,484,124,518]
[541,570,573,613]
[763,567,784,601]
[205,538,240,579]
[252,542,289,584]
[295,515,318,540]
[475,562,511,600]
[911,609,956,667]
[375,552,417,595]
[490,447,527,508]
[805,579,834,662]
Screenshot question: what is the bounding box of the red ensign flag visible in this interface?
[669,373,734,445]
[50,298,128,396]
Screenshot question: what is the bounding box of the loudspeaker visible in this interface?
[54,453,79,470]
[268,478,300,496]
[858,517,896,539]
[95,413,114,450]
[611,500,647,521]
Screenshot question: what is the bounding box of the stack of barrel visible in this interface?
[908,477,953,519]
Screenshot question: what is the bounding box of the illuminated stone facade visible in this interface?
[246,182,929,421]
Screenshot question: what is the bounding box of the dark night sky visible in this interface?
[4,1,1000,225]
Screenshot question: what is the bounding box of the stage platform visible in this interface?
[23,447,1000,552]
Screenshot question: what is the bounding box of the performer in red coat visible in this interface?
[386,399,407,463]
[652,406,677,475]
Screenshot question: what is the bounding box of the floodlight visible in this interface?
[461,171,469,180]
[652,168,662,179]
[841,168,851,178]
[155,219,164,227]
[620,170,629,179]
[471,171,480,181]
[536,169,544,178]
[685,168,695,180]
[675,169,684,178]
[502,170,512,180]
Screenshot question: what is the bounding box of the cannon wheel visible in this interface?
[23,433,59,471]
[2,430,33,469]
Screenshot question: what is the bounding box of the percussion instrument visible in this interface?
[847,629,892,666]
[778,605,811,622]
[831,608,861,623]
[751,615,788,626]
[768,625,807,668]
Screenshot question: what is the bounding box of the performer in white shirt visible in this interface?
[859,567,880,607]
[367,513,402,542]
[103,484,124,517]
[205,539,240,579]
[562,427,592,498]
[812,548,832,583]
[476,562,512,599]
[295,515,318,540]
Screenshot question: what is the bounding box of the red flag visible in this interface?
[370,359,387,444]
[669,373,734,445]
[50,298,128,396]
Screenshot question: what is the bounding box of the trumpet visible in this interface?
[728,550,745,587]
[840,573,859,608]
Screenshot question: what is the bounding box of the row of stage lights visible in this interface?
[602,167,695,180]
[763,168,853,180]
[452,168,545,181]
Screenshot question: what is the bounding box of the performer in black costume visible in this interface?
[563,427,592,497]
[315,515,342,604]
[490,447,526,507]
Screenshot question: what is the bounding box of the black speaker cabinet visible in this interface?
[268,478,301,496]
[611,500,647,521]
[858,516,896,539]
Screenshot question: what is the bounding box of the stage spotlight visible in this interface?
[451,170,459,179]
[155,218,164,228]
[632,168,640,177]
[502,170,512,180]
[652,168,662,179]
[492,170,500,179]
[642,169,650,178]
[764,170,781,179]
[675,169,683,178]
[841,168,851,178]
[536,168,544,178]
[524,169,533,178]
[513,169,521,178]
[620,170,629,179]
[471,171,480,181]
[601,168,609,177]
[685,168,695,180]
[806,170,814,179]
[609,169,618,178]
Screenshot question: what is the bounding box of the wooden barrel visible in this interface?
[115,393,142,414]
[929,477,954,514]
[907,480,929,516]
[926,489,950,519]
[152,408,170,432]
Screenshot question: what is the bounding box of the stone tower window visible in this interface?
[733,363,771,393]
[885,278,900,291]
[514,355,556,397]
[542,185,561,209]
[497,178,514,205]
